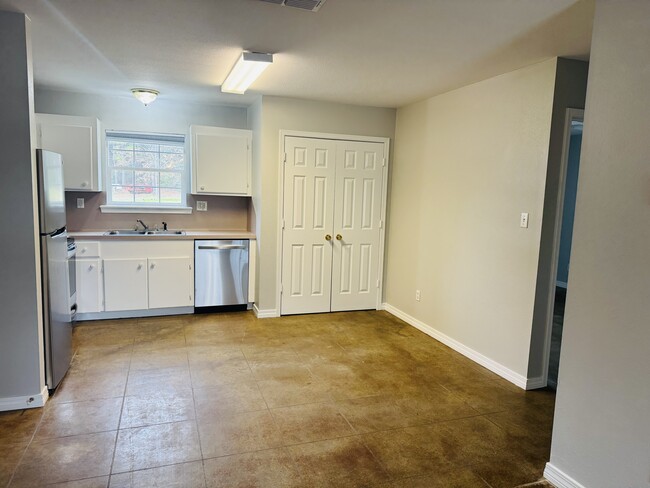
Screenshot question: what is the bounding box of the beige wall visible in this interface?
[255,96,396,312]
[547,1,650,486]
[385,59,558,380]
[247,97,263,302]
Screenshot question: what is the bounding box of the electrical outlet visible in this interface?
[196,201,208,212]
[415,290,421,301]
[76,198,85,209]
[520,212,529,228]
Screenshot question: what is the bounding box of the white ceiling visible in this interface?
[0,0,594,108]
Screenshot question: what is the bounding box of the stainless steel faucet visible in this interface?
[136,219,149,231]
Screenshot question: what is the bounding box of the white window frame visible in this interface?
[100,130,192,214]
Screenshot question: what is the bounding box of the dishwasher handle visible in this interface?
[197,245,247,250]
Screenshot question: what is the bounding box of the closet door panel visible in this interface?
[281,137,337,315]
[331,141,384,312]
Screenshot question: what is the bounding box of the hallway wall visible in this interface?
[546,1,650,486]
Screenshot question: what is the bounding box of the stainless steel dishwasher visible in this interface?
[194,240,249,312]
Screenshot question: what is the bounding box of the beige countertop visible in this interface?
[69,230,256,241]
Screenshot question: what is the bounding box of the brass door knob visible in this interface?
[336,234,343,240]
[325,234,332,241]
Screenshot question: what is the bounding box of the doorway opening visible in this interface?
[547,109,583,390]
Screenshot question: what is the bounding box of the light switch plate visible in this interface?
[196,201,208,212]
[76,198,85,209]
[520,212,529,228]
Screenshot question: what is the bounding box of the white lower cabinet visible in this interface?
[148,257,193,309]
[75,240,194,318]
[104,258,148,312]
[76,258,103,313]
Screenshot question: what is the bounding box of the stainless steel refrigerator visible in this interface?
[37,149,73,389]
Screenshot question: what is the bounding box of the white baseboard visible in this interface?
[382,303,531,390]
[0,385,48,412]
[253,304,278,319]
[544,463,586,488]
[526,375,547,390]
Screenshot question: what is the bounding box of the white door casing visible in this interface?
[331,141,384,312]
[281,137,337,315]
[280,134,388,315]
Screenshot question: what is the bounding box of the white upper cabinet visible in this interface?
[190,125,252,196]
[36,114,101,192]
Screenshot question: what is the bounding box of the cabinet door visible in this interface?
[103,258,148,311]
[76,258,103,313]
[37,114,101,191]
[191,126,251,195]
[148,257,192,309]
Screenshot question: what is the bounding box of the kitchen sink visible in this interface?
[104,229,186,236]
[144,230,186,235]
[104,230,145,235]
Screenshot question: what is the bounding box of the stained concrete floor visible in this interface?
[0,311,555,487]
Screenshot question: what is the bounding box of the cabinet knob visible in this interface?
[150,263,156,269]
[81,181,88,187]
[325,234,332,241]
[336,234,343,241]
[137,264,143,270]
[200,186,205,191]
[88,264,94,270]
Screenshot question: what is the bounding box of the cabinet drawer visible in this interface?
[76,241,100,258]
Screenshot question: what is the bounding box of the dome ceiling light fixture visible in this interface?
[221,51,274,95]
[131,88,159,106]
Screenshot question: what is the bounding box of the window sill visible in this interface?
[100,205,193,215]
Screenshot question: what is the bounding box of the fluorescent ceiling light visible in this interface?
[221,51,273,95]
[131,88,159,106]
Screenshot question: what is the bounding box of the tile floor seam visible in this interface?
[4,443,28,488]
[6,386,52,488]
[239,345,273,413]
[108,457,204,477]
[460,460,497,488]
[43,473,109,487]
[33,427,120,441]
[107,338,134,478]
[354,427,394,482]
[198,434,387,487]
[183,325,209,488]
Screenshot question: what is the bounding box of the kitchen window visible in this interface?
[102,131,191,213]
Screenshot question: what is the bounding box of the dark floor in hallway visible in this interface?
[547,287,567,390]
[0,311,554,487]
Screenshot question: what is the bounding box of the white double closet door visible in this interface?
[281,136,385,315]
